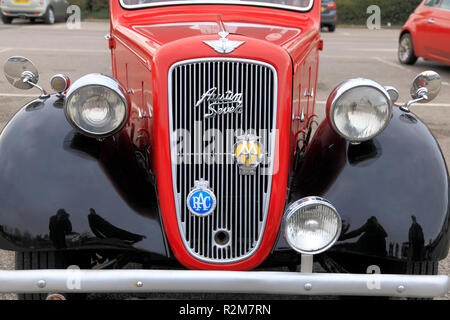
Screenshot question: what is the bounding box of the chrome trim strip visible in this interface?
[0,270,448,298]
[168,58,278,264]
[120,0,314,13]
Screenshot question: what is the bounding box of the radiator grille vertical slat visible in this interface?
[169,58,277,263]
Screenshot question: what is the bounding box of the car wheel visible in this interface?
[328,24,336,32]
[398,33,418,65]
[15,251,89,300]
[1,14,13,24]
[44,7,55,24]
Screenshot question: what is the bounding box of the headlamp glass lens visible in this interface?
[66,85,126,137]
[332,86,390,141]
[285,201,341,254]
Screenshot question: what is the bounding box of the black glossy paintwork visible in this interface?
[1,97,449,269]
[0,96,169,257]
[275,107,450,263]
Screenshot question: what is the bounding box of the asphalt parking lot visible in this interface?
[0,20,449,300]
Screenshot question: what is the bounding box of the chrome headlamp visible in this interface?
[326,78,392,142]
[64,74,128,138]
[284,197,342,255]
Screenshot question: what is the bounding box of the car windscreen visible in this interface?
[120,0,314,12]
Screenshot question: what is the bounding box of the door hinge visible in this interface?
[318,39,324,51]
[105,33,116,50]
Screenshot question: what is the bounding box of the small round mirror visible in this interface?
[4,56,39,90]
[385,86,399,104]
[410,71,441,103]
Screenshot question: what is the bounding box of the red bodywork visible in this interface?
[109,0,321,270]
[401,0,450,65]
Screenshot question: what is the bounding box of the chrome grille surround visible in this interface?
[168,58,278,263]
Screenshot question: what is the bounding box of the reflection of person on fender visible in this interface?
[49,209,72,249]
[88,208,146,244]
[409,215,425,261]
[340,216,388,256]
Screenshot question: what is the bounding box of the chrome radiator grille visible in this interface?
[168,58,277,263]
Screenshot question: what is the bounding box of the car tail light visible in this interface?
[326,2,337,9]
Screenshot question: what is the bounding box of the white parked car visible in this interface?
[0,0,70,24]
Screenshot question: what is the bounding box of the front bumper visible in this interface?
[1,11,45,17]
[1,7,46,17]
[0,270,448,298]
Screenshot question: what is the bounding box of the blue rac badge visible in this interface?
[187,180,216,217]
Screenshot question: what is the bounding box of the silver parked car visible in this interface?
[0,0,70,24]
[320,0,337,32]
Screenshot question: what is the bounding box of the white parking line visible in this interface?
[10,48,109,54]
[0,93,38,97]
[409,103,450,107]
[320,55,371,59]
[373,57,410,72]
[356,49,397,52]
[0,48,12,54]
[316,100,450,107]
[442,82,449,87]
[19,24,68,30]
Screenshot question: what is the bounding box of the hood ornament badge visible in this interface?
[203,30,245,54]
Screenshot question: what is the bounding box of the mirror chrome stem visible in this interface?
[21,71,50,99]
[400,88,428,113]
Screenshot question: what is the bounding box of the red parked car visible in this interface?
[399,0,450,65]
[0,0,449,299]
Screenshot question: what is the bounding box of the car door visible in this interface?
[433,0,450,62]
[413,0,443,59]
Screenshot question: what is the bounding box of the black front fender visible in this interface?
[0,96,169,258]
[277,107,450,263]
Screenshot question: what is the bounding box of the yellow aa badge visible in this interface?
[234,135,264,175]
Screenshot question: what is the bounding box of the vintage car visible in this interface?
[0,0,449,300]
[399,0,450,65]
